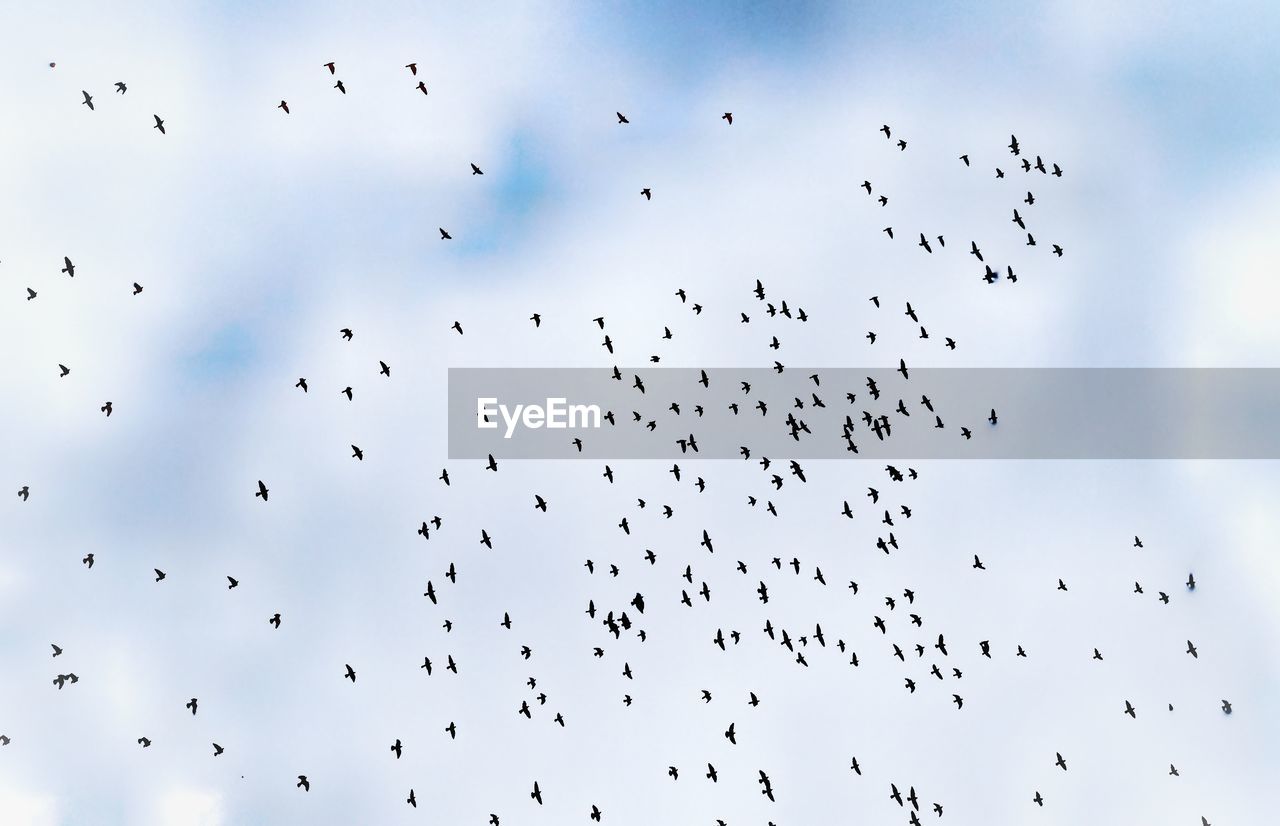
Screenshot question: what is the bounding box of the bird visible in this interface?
[186,698,198,715]
[1222,699,1232,714]
[391,739,402,758]
[58,364,70,377]
[1124,700,1137,718]
[297,776,310,792]
[26,288,36,300]
[531,781,543,804]
[100,402,113,417]
[334,80,346,94]
[351,445,364,460]
[641,188,651,200]
[416,81,428,95]
[62,256,75,277]
[324,62,336,74]
[136,737,149,747]
[407,789,417,808]
[471,163,483,175]
[440,228,452,240]
[213,743,224,756]
[255,480,269,501]
[132,282,143,295]
[1055,752,1067,770]
[18,486,29,501]
[616,112,629,123]
[226,577,238,589]
[278,100,290,113]
[81,90,94,110]
[154,569,166,582]
[405,63,418,75]
[153,115,165,134]
[269,613,281,628]
[344,664,356,682]
[379,361,391,377]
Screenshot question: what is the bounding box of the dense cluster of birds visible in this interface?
[6,60,1236,826]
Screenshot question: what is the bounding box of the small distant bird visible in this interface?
[278,100,290,114]
[83,553,94,568]
[101,401,112,417]
[334,80,346,94]
[297,776,310,791]
[416,81,428,95]
[323,62,336,74]
[81,90,94,110]
[154,569,166,582]
[530,313,541,326]
[18,486,29,501]
[132,282,143,295]
[153,115,165,134]
[405,63,418,75]
[51,644,62,657]
[722,112,732,124]
[341,328,353,340]
[440,228,452,240]
[227,576,238,588]
[62,256,75,277]
[115,82,127,94]
[351,445,364,460]
[641,188,651,200]
[452,321,463,334]
[186,698,198,715]
[26,288,36,300]
[379,361,391,377]
[269,613,281,628]
[255,480,269,501]
[1222,699,1232,714]
[616,112,629,124]
[471,163,483,175]
[344,664,356,682]
[960,154,969,166]
[531,781,543,804]
[58,364,70,377]
[137,737,149,747]
[213,743,224,756]
[296,378,307,392]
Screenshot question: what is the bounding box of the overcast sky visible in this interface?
[1,2,1277,824]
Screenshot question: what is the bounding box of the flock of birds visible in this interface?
[6,59,1235,826]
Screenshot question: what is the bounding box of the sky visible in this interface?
[1,2,1278,824]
